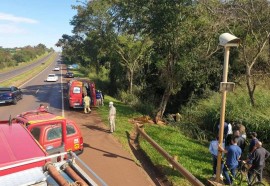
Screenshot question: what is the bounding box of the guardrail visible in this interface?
[133,123,205,186]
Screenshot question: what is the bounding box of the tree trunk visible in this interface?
[269,37,270,64]
[246,65,256,106]
[155,85,171,124]
[127,69,134,94]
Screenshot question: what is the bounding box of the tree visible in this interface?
[221,0,270,106]
[115,34,152,93]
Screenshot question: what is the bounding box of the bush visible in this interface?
[181,86,270,141]
[134,101,156,116]
[118,91,139,105]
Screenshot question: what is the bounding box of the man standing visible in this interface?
[234,130,246,154]
[83,95,91,114]
[249,132,258,153]
[247,141,270,182]
[96,90,103,106]
[108,102,116,133]
[209,136,224,179]
[219,136,242,185]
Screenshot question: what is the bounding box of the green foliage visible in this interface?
[134,101,156,117]
[0,48,16,68]
[118,90,139,105]
[0,45,49,69]
[181,84,270,141]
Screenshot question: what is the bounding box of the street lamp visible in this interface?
[215,33,240,182]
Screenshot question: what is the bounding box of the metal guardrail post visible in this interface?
[136,124,205,186]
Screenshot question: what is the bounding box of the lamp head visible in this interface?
[219,33,240,47]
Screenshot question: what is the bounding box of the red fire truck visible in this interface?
[67,79,97,109]
[0,120,107,186]
[13,110,84,155]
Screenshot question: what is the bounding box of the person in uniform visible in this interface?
[108,102,116,133]
[83,95,91,113]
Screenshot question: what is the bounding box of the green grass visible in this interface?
[140,125,211,185]
[0,53,57,87]
[96,96,213,185]
[96,96,142,150]
[95,95,270,186]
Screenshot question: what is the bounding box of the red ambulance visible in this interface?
[67,79,97,108]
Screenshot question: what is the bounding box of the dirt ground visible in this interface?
[64,109,170,186]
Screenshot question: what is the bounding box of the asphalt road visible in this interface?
[0,55,155,186]
[0,53,53,83]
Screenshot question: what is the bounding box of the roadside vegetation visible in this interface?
[0,52,49,74]
[0,53,57,87]
[95,94,270,185]
[0,44,53,72]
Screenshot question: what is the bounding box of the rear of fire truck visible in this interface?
[0,120,106,186]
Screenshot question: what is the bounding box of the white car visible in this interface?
[53,66,60,71]
[46,74,58,82]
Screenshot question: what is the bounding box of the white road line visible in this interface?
[61,67,65,117]
[19,61,53,89]
[36,89,39,94]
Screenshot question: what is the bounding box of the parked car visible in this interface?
[13,110,84,155]
[53,66,60,71]
[0,86,23,105]
[68,64,79,70]
[65,72,74,78]
[46,74,58,82]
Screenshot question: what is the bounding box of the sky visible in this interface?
[0,0,79,51]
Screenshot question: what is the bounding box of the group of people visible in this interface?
[167,113,182,122]
[209,122,270,185]
[83,89,104,114]
[83,89,116,133]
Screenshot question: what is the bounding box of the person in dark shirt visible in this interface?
[234,130,246,154]
[217,121,229,138]
[246,141,270,182]
[249,132,258,153]
[219,136,242,185]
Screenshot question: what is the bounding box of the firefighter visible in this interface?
[108,102,116,133]
[83,95,91,113]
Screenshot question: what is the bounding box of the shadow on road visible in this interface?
[83,143,135,162]
[22,82,67,110]
[82,124,110,133]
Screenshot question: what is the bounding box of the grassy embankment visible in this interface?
[96,95,270,186]
[0,53,57,87]
[95,97,211,186]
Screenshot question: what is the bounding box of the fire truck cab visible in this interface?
[13,110,84,155]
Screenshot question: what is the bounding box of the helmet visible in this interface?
[109,102,113,105]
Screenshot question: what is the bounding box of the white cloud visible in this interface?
[0,24,27,34]
[0,12,38,24]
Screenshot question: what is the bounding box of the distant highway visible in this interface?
[0,53,54,83]
[0,53,62,120]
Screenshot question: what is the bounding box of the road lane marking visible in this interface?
[19,58,57,89]
[36,89,39,94]
[61,66,65,118]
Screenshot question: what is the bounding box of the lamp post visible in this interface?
[215,33,240,182]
